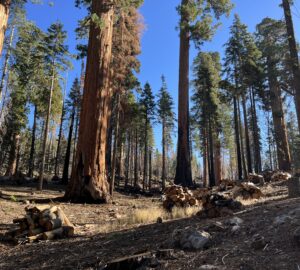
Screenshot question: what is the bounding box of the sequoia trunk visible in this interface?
[65,0,114,202]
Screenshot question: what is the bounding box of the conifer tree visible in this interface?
[139,82,155,191]
[38,22,71,190]
[157,76,175,189]
[191,52,221,187]
[256,18,292,172]
[175,0,232,187]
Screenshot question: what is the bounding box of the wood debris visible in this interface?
[231,182,263,200]
[5,205,74,244]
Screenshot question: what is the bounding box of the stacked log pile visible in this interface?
[247,173,264,185]
[231,182,263,200]
[198,193,242,218]
[218,179,237,191]
[271,171,291,182]
[162,186,200,210]
[5,205,74,244]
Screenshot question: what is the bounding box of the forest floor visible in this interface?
[0,179,299,270]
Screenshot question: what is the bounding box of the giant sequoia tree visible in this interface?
[175,0,232,187]
[65,0,115,202]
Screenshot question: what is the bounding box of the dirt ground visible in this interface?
[0,180,299,270]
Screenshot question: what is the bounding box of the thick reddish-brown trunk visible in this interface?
[282,0,300,134]
[0,0,10,57]
[175,0,193,186]
[65,0,114,202]
[267,60,291,171]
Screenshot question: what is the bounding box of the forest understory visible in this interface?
[0,178,299,270]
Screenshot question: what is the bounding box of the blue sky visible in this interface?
[25,0,300,154]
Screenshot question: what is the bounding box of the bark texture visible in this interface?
[0,0,10,57]
[175,0,193,187]
[65,0,114,202]
[282,0,300,134]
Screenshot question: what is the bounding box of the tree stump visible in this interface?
[288,177,300,198]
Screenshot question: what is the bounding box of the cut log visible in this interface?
[13,218,27,224]
[44,218,63,231]
[29,227,45,237]
[42,226,74,240]
[57,207,73,227]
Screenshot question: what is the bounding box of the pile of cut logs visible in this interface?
[5,205,74,244]
[198,193,242,218]
[231,182,263,200]
[271,171,291,182]
[247,173,265,185]
[218,179,237,191]
[162,185,212,210]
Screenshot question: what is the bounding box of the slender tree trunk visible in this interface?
[214,136,222,185]
[233,96,243,180]
[6,133,19,176]
[28,105,37,177]
[208,117,215,187]
[282,0,300,134]
[162,119,166,189]
[134,128,138,187]
[250,88,262,173]
[110,93,120,196]
[203,131,209,187]
[148,148,152,190]
[38,62,55,190]
[65,0,114,202]
[125,131,131,187]
[62,109,75,184]
[242,94,252,173]
[0,24,13,102]
[54,75,67,177]
[267,114,274,170]
[175,0,192,186]
[0,0,10,57]
[238,98,247,179]
[143,118,148,191]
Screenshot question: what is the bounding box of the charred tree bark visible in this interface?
[65,0,114,202]
[0,0,10,57]
[143,118,149,191]
[134,128,139,187]
[250,88,262,173]
[242,94,252,174]
[28,105,37,178]
[208,117,215,187]
[162,118,166,189]
[233,96,243,180]
[282,0,300,134]
[214,137,222,186]
[238,98,247,179]
[175,0,192,187]
[62,109,75,185]
[148,149,152,190]
[6,133,20,176]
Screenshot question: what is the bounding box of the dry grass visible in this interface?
[94,206,201,234]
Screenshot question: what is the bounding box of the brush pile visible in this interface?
[231,182,263,200]
[198,193,242,218]
[271,171,291,182]
[218,179,237,191]
[5,205,74,244]
[247,173,264,185]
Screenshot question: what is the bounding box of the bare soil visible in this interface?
[0,180,299,270]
